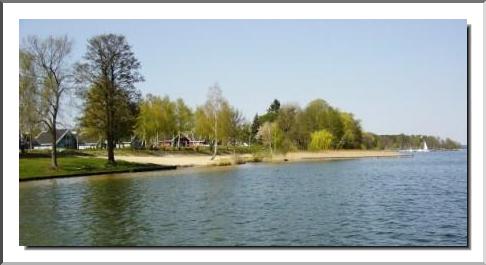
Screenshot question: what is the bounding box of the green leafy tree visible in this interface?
[361,132,378,150]
[134,95,175,148]
[134,95,156,147]
[225,106,244,155]
[302,99,331,132]
[250,113,260,143]
[80,82,140,147]
[276,104,299,134]
[240,122,252,147]
[159,96,177,140]
[259,99,281,124]
[194,83,229,159]
[327,108,344,147]
[194,106,212,144]
[276,104,300,152]
[174,98,194,149]
[75,34,144,164]
[19,50,41,150]
[309,129,334,151]
[339,112,362,149]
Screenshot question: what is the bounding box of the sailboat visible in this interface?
[417,140,429,152]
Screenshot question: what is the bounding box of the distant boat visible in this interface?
[401,141,429,153]
[416,140,429,152]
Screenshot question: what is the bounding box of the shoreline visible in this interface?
[113,150,404,168]
[20,150,404,182]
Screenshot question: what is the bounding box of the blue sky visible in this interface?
[20,19,467,143]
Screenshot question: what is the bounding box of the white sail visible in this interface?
[419,140,429,152]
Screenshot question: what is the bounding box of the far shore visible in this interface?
[111,150,404,168]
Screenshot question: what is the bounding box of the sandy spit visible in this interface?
[110,150,402,168]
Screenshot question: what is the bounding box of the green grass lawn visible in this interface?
[19,156,159,180]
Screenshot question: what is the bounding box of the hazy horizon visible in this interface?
[20,19,467,144]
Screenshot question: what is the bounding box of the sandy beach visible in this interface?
[111,150,402,168]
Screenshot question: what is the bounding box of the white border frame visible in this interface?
[3,3,483,263]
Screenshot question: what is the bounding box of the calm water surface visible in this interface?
[20,151,467,246]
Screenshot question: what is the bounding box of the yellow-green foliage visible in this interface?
[134,95,176,146]
[309,129,334,151]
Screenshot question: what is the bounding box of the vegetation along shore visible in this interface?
[19,34,462,180]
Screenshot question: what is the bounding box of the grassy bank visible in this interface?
[19,156,170,180]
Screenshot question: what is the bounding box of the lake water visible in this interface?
[19,151,467,246]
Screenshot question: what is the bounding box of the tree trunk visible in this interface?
[211,116,218,160]
[105,78,116,164]
[20,133,25,154]
[177,131,181,150]
[29,133,33,150]
[106,105,115,164]
[107,123,115,164]
[106,117,115,164]
[51,123,58,168]
[107,139,115,163]
[212,140,218,160]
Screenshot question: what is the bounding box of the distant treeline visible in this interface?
[250,99,462,152]
[251,98,363,153]
[362,133,462,150]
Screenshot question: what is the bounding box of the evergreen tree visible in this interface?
[250,114,260,142]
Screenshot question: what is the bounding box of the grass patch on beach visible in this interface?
[19,156,157,180]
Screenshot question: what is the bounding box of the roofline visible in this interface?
[56,129,70,145]
[35,130,47,139]
[35,129,71,145]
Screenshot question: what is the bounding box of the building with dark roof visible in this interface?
[34,129,77,150]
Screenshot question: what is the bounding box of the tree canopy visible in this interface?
[75,34,143,163]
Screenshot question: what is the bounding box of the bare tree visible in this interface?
[207,84,224,160]
[24,35,73,168]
